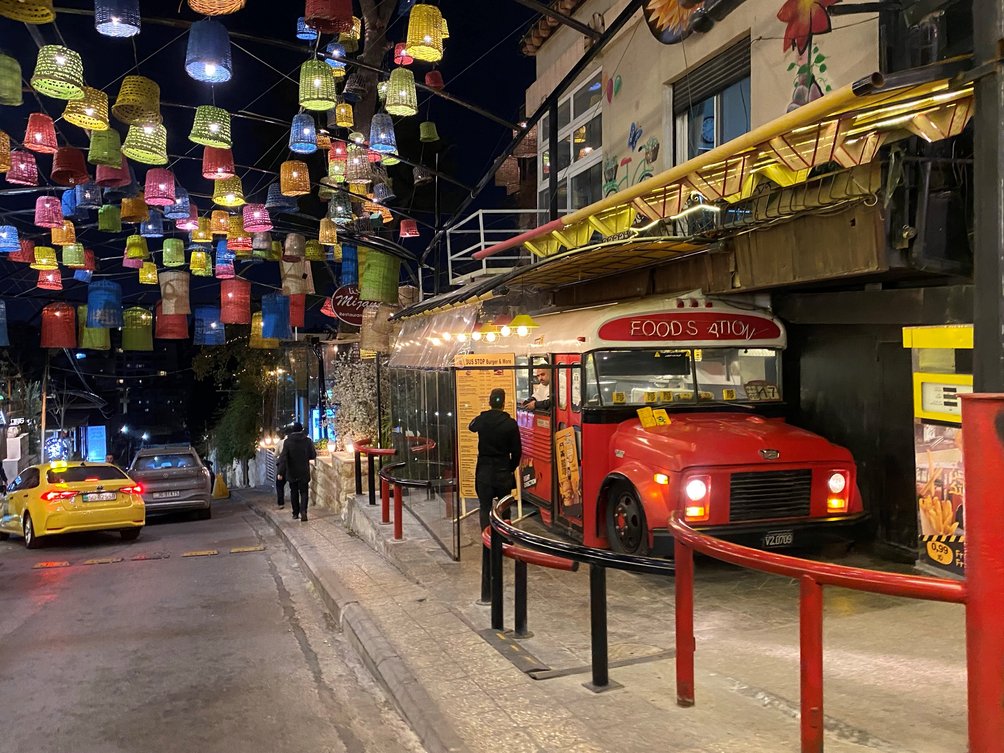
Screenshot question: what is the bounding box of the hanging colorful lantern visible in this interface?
[283,233,305,262]
[327,152,347,183]
[112,75,161,125]
[406,3,445,62]
[190,105,231,148]
[399,219,420,238]
[34,197,63,229]
[339,243,358,284]
[394,42,414,66]
[240,204,270,234]
[0,54,23,106]
[320,297,336,318]
[413,165,433,187]
[98,160,134,191]
[125,234,150,259]
[64,86,110,131]
[98,204,122,232]
[140,211,164,238]
[202,146,235,179]
[0,130,9,172]
[214,258,234,279]
[0,225,18,253]
[164,185,191,220]
[305,0,352,33]
[51,219,76,246]
[77,305,111,351]
[220,277,251,324]
[74,269,93,283]
[193,306,225,346]
[289,292,305,328]
[11,239,34,264]
[298,60,337,111]
[425,70,445,91]
[185,18,233,83]
[333,102,354,129]
[339,15,362,51]
[252,232,272,254]
[345,144,370,184]
[188,0,245,14]
[324,42,347,75]
[266,182,298,213]
[50,147,89,186]
[89,129,122,167]
[227,215,251,253]
[61,185,82,220]
[31,45,85,100]
[122,307,153,351]
[249,312,278,349]
[138,261,159,285]
[75,181,102,209]
[280,160,310,196]
[305,239,324,261]
[37,268,63,291]
[377,80,388,103]
[328,192,353,226]
[189,248,211,275]
[209,210,229,236]
[159,270,191,315]
[369,114,398,154]
[191,217,213,243]
[261,294,292,340]
[25,113,58,154]
[295,17,318,40]
[385,68,418,117]
[61,243,85,267]
[213,175,245,207]
[41,303,76,349]
[176,203,200,231]
[342,73,368,104]
[289,113,317,154]
[162,238,186,267]
[373,182,396,204]
[319,217,338,245]
[95,0,140,37]
[5,151,38,186]
[31,244,57,270]
[142,168,174,206]
[122,123,168,165]
[359,249,401,304]
[122,249,143,269]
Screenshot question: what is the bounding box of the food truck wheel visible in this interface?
[606,483,650,556]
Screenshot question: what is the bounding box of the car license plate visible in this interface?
[152,491,181,499]
[762,530,794,548]
[83,492,116,502]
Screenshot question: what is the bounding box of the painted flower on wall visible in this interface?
[777,0,840,54]
[643,0,702,44]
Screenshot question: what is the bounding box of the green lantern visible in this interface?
[77,305,111,351]
[98,204,122,232]
[0,54,23,106]
[122,307,154,351]
[162,238,186,267]
[30,45,85,101]
[88,128,122,167]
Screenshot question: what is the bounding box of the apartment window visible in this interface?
[538,69,603,212]
[672,38,751,164]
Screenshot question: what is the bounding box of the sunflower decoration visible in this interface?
[643,0,702,44]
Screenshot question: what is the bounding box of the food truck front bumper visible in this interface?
[651,512,870,556]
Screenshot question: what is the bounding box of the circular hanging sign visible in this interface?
[330,285,366,327]
[643,0,700,44]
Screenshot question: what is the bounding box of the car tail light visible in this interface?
[121,484,143,495]
[42,490,77,502]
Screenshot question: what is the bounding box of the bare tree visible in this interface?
[353,0,398,138]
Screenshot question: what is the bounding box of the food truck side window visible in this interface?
[515,357,531,405]
[583,355,601,406]
[558,367,568,411]
[571,367,581,412]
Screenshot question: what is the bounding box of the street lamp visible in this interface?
[120,425,129,434]
[141,432,150,441]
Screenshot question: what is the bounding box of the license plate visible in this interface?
[152,491,181,499]
[762,530,794,548]
[83,492,116,502]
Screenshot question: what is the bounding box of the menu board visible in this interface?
[455,354,516,499]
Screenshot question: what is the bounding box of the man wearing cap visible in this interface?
[469,388,522,604]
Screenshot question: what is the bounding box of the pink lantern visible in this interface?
[96,156,132,188]
[122,249,144,269]
[394,42,414,66]
[37,269,63,291]
[34,196,64,228]
[176,203,200,231]
[11,239,35,263]
[144,168,176,206]
[5,150,39,186]
[399,219,419,238]
[24,113,58,154]
[242,203,272,233]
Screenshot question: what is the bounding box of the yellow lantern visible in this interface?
[405,3,445,63]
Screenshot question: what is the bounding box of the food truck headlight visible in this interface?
[685,477,708,502]
[653,473,669,486]
[827,472,847,494]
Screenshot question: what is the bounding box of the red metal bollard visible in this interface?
[393,483,403,540]
[799,576,824,753]
[961,394,1004,753]
[381,478,390,525]
[674,537,695,707]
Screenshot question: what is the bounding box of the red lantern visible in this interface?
[11,239,35,263]
[399,219,419,238]
[37,268,63,291]
[425,70,445,91]
[368,149,382,163]
[202,146,235,179]
[155,301,189,339]
[242,203,272,233]
[96,156,131,188]
[144,168,176,206]
[320,297,336,318]
[50,147,89,186]
[394,42,414,66]
[5,150,39,186]
[289,293,306,328]
[330,140,347,158]
[82,247,96,271]
[305,0,354,33]
[220,277,251,324]
[34,196,63,228]
[25,113,58,154]
[41,303,76,348]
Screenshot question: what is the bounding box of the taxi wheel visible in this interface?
[23,514,40,550]
[120,528,141,542]
[606,483,649,556]
[0,531,9,541]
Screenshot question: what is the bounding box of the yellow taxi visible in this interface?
[0,461,145,549]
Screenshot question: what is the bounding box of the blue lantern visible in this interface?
[61,187,83,220]
[296,17,318,41]
[95,0,141,38]
[193,306,225,346]
[369,113,397,154]
[215,238,234,263]
[261,293,292,340]
[325,42,347,71]
[164,185,191,220]
[265,182,298,214]
[0,300,9,348]
[289,113,318,154]
[140,210,164,238]
[339,244,358,285]
[86,280,124,328]
[74,269,94,283]
[185,18,233,84]
[75,182,103,210]
[0,225,19,253]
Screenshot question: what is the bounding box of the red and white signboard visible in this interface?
[330,285,369,327]
[597,312,782,343]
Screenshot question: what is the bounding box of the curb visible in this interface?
[251,503,466,753]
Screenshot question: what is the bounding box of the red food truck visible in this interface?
[467,292,866,555]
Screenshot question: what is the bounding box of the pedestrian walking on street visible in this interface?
[276,422,317,521]
[468,388,522,603]
[274,429,287,509]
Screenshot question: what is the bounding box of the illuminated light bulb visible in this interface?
[500,325,511,337]
[225,193,235,202]
[456,333,467,342]
[84,107,95,116]
[111,15,119,23]
[143,125,154,134]
[208,123,220,132]
[313,78,321,87]
[471,330,482,341]
[55,55,66,65]
[485,332,497,343]
[516,325,529,337]
[442,332,452,341]
[34,133,42,142]
[205,63,217,76]
[303,127,312,135]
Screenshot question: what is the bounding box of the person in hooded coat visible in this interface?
[276,422,317,521]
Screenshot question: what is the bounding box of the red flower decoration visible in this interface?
[777,0,839,54]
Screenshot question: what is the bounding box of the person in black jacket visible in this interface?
[276,422,317,521]
[469,388,522,603]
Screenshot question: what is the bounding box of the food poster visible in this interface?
[454,354,516,499]
[554,426,582,509]
[915,421,965,576]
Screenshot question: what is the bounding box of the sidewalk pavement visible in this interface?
[242,488,967,753]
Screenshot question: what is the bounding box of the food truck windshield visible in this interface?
[581,347,782,406]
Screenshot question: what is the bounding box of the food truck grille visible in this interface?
[729,470,813,522]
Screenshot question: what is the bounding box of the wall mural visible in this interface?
[642,0,703,44]
[778,0,839,111]
[603,125,660,196]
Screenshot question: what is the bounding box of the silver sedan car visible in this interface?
[127,445,213,519]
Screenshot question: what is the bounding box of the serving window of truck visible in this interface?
[461,292,866,556]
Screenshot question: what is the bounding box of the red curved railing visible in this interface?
[481,527,578,572]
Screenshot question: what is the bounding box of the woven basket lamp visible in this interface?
[97,204,121,232]
[155,301,188,339]
[425,70,445,91]
[25,113,58,154]
[359,249,401,304]
[95,0,140,37]
[121,194,149,223]
[122,249,143,269]
[51,147,89,186]
[112,75,161,126]
[305,0,353,33]
[0,225,17,253]
[122,307,153,351]
[287,294,305,328]
[394,42,414,67]
[305,239,324,262]
[339,16,362,51]
[333,102,354,129]
[281,233,304,262]
[189,248,211,275]
[345,145,370,184]
[31,45,85,100]
[140,211,165,238]
[37,270,63,293]
[138,261,158,285]
[185,19,233,84]
[85,280,123,327]
[75,181,103,209]
[369,114,398,155]
[399,219,420,239]
[97,159,133,190]
[377,80,388,103]
[261,294,292,340]
[144,168,175,206]
[325,42,347,75]
[319,217,338,245]
[122,124,168,165]
[176,203,200,231]
[250,312,279,349]
[413,165,433,187]
[188,0,245,14]
[251,231,272,253]
[31,244,58,270]
[159,270,191,314]
[0,54,22,106]
[88,129,122,167]
[299,60,337,111]
[164,185,191,220]
[289,113,317,154]
[11,238,35,264]
[327,152,347,183]
[220,277,251,324]
[265,182,298,212]
[296,17,318,41]
[214,258,235,280]
[0,130,10,173]
[190,105,231,148]
[191,216,213,242]
[373,182,396,204]
[162,238,186,267]
[63,86,109,131]
[385,68,418,117]
[281,160,310,196]
[405,4,444,63]
[125,234,150,259]
[61,185,82,219]
[243,203,272,233]
[210,210,230,235]
[34,197,63,229]
[41,304,76,350]
[227,215,251,254]
[328,192,353,226]
[51,219,76,246]
[61,243,85,267]
[202,146,235,179]
[193,306,225,346]
[213,175,245,207]
[77,305,110,350]
[6,151,38,186]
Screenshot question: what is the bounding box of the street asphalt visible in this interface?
[0,499,424,753]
